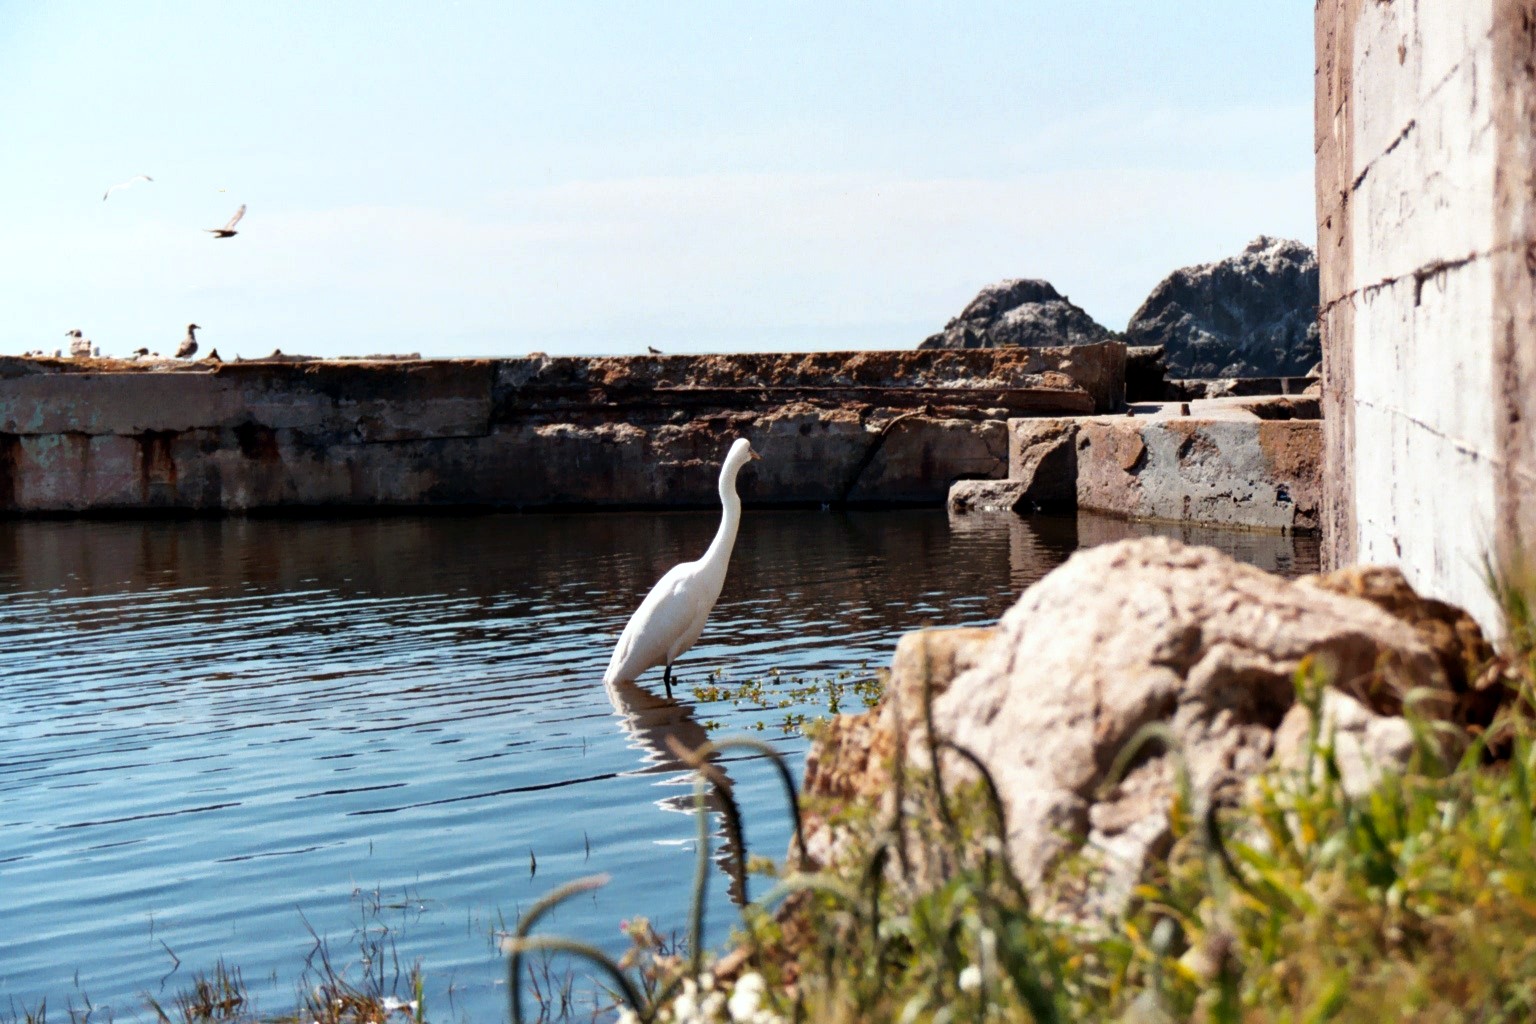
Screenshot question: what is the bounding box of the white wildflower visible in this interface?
[958,964,983,994]
[728,971,767,1022]
[671,978,701,1024]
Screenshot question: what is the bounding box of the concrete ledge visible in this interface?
[953,401,1323,533]
[0,349,1123,513]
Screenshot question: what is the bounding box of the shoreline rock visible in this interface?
[801,537,1503,923]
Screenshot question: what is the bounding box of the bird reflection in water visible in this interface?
[603,674,748,905]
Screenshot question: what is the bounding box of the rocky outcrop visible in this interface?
[1300,565,1507,728]
[919,280,1116,351]
[801,538,1502,922]
[1126,236,1320,378]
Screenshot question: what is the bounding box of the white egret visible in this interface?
[604,437,760,696]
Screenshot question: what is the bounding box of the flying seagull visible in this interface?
[103,175,153,201]
[205,205,245,238]
[176,324,200,359]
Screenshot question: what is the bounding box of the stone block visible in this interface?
[1006,418,1079,508]
[1075,417,1321,533]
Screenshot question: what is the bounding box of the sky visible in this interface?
[0,2,1315,360]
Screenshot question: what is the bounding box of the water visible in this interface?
[0,510,1317,1021]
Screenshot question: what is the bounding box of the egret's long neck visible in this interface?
[702,461,743,569]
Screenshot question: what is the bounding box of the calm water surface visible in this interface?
[0,510,1316,1021]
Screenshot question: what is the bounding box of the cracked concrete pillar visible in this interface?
[1316,0,1536,629]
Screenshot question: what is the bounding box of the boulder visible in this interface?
[1270,689,1415,799]
[801,626,998,868]
[946,479,1031,515]
[919,279,1115,351]
[1126,236,1320,378]
[1299,565,1505,727]
[802,538,1499,923]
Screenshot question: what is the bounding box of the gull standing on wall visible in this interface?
[206,205,245,238]
[102,175,152,201]
[176,324,200,359]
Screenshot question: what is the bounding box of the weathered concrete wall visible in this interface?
[1072,417,1320,533]
[949,398,1321,533]
[1317,0,1536,627]
[1020,402,1319,533]
[0,346,1124,513]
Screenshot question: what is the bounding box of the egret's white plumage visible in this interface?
[604,438,759,694]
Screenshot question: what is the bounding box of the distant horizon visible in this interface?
[0,3,1314,361]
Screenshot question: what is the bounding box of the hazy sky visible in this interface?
[0,2,1314,359]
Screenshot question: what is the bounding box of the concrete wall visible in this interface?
[985,399,1321,534]
[1316,0,1536,627]
[0,346,1123,514]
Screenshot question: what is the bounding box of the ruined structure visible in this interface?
[0,347,1122,513]
[1316,0,1536,627]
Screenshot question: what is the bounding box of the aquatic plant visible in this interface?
[690,666,883,736]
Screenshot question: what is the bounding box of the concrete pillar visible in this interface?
[1316,0,1536,628]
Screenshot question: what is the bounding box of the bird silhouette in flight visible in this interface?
[206,205,245,238]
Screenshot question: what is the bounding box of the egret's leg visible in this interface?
[663,663,674,699]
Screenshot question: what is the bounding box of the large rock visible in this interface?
[1126,236,1320,378]
[1299,565,1506,728]
[919,280,1115,350]
[802,538,1496,922]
